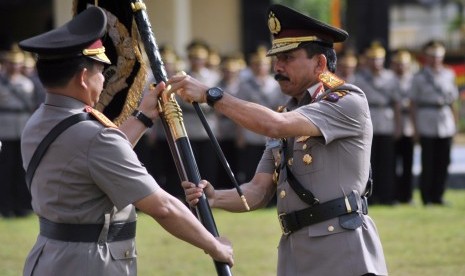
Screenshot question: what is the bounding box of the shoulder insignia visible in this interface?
[318,71,345,89]
[323,90,349,103]
[85,106,118,128]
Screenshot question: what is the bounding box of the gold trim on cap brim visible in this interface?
[267,42,300,56]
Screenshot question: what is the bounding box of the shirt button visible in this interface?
[279,190,286,198]
[328,225,335,232]
[288,158,293,166]
[125,250,130,257]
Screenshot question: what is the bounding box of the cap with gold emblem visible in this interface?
[423,40,446,58]
[19,6,111,65]
[339,51,358,68]
[4,44,25,64]
[391,49,412,64]
[267,4,348,56]
[365,41,386,59]
[187,40,210,60]
[249,45,272,64]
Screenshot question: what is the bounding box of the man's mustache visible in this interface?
[274,74,290,81]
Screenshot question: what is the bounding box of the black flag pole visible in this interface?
[129,1,232,275]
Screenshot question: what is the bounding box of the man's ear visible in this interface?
[316,54,327,74]
[76,68,89,89]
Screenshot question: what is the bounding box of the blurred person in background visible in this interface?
[0,44,35,218]
[236,45,289,184]
[22,52,46,109]
[336,50,358,83]
[353,42,401,205]
[391,49,416,204]
[411,40,459,206]
[177,39,220,189]
[215,53,246,189]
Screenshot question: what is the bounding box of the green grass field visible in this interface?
[1,190,464,276]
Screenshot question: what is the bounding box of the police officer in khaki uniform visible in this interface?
[0,44,35,217]
[391,50,416,204]
[236,46,289,183]
[215,54,246,188]
[170,4,387,276]
[19,7,233,275]
[411,40,459,206]
[353,42,401,205]
[177,40,220,188]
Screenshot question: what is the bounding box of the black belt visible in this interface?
[417,103,444,108]
[278,191,367,236]
[39,217,136,242]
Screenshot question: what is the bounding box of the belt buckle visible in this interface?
[278,213,291,236]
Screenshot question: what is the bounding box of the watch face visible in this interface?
[209,88,222,97]
[207,87,224,106]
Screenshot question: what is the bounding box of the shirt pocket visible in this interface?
[291,140,325,176]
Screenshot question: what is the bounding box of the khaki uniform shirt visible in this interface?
[21,94,158,276]
[236,74,289,145]
[353,69,400,135]
[0,74,35,140]
[411,67,458,138]
[396,72,415,137]
[256,83,387,276]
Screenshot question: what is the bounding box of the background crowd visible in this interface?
[0,36,460,218]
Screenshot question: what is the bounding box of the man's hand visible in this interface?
[181,180,215,207]
[168,74,209,104]
[138,81,166,122]
[208,236,234,267]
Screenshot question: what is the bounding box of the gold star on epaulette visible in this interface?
[318,71,345,89]
[85,106,118,128]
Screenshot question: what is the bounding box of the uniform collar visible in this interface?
[45,93,87,110]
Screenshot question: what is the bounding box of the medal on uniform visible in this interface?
[303,154,312,165]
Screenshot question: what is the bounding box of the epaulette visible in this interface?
[318,71,345,89]
[85,106,118,128]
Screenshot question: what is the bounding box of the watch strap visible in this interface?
[132,110,153,128]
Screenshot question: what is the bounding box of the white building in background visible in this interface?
[390,1,465,52]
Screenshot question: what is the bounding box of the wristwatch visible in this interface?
[132,109,153,128]
[206,87,224,107]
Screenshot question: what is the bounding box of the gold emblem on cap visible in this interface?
[303,154,312,165]
[268,11,281,34]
